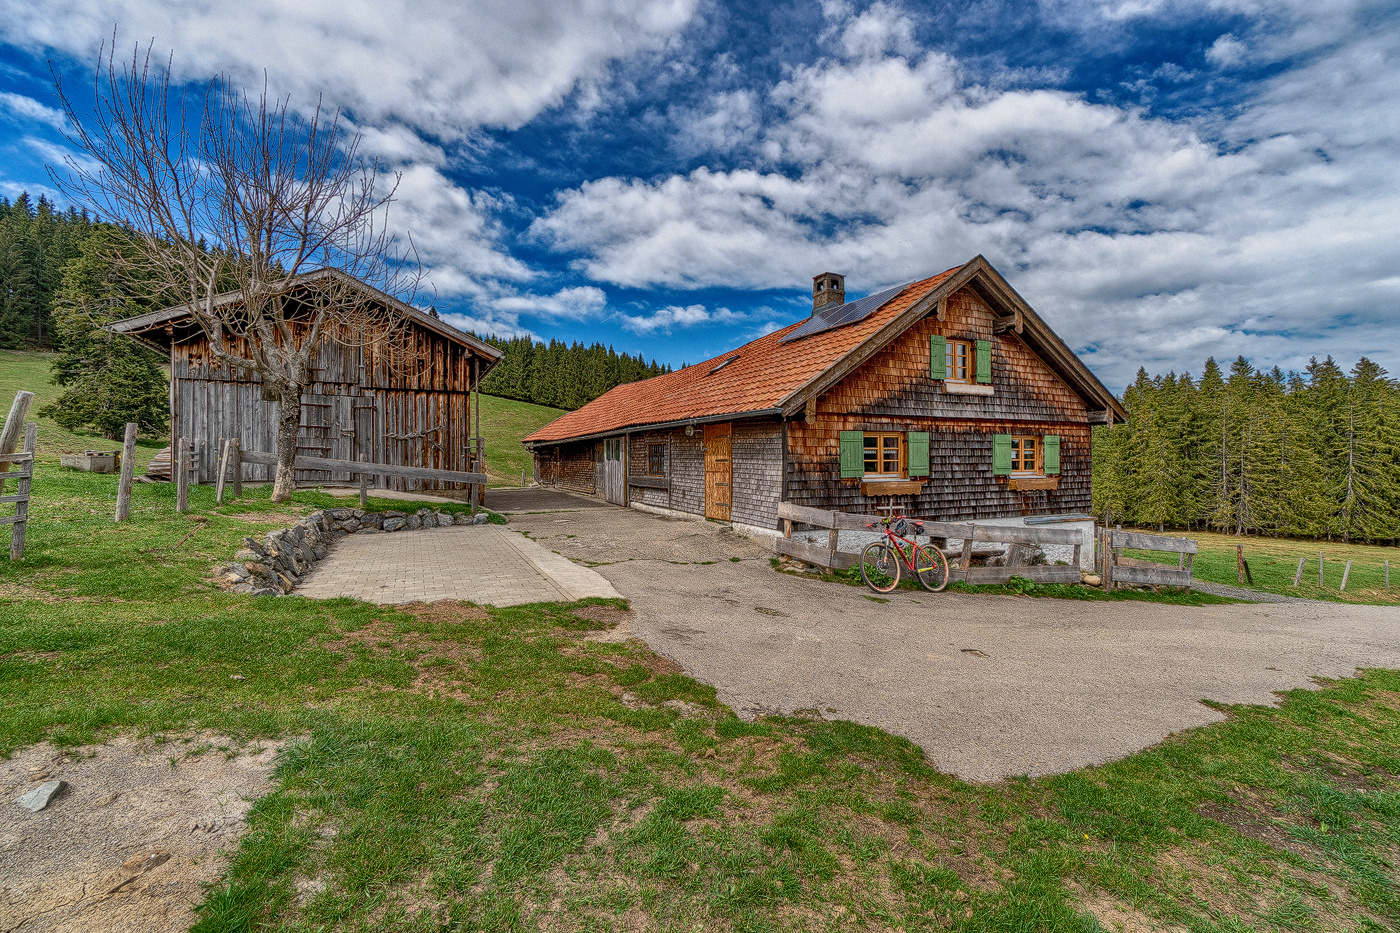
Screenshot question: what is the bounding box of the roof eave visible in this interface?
[524,408,784,449]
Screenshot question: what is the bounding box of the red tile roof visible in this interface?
[524,267,959,444]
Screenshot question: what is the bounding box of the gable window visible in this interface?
[647,442,666,476]
[945,339,973,383]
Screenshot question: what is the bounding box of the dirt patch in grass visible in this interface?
[0,733,285,933]
[1196,794,1323,860]
[1071,883,1181,933]
[219,512,309,524]
[399,601,490,624]
[568,604,632,627]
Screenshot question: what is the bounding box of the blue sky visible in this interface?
[1,0,1396,392]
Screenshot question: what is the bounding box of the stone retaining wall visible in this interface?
[220,506,490,596]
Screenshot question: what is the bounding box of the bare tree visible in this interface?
[52,44,418,501]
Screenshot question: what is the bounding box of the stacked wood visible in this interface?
[145,446,175,480]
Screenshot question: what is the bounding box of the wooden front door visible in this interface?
[703,423,732,521]
[603,437,625,505]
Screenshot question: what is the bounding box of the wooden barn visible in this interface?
[109,269,502,494]
[524,255,1126,544]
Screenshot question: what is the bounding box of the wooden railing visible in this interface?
[216,443,489,507]
[1102,529,1196,591]
[775,502,1085,584]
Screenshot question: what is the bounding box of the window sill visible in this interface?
[943,382,994,396]
[1008,475,1059,491]
[628,474,669,490]
[861,479,926,497]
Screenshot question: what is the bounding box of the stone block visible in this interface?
[383,518,406,532]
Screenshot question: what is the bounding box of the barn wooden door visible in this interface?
[296,395,334,486]
[330,395,354,482]
[594,442,605,496]
[703,423,732,521]
[352,396,380,487]
[603,437,625,505]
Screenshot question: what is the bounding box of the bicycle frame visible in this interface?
[866,516,924,572]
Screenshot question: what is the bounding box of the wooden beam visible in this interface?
[1110,565,1193,587]
[8,422,35,560]
[1109,530,1198,553]
[238,448,487,485]
[0,390,34,497]
[176,436,191,513]
[115,423,138,521]
[775,537,857,571]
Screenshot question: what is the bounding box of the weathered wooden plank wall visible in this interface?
[171,320,484,493]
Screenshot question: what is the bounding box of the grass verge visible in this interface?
[2,470,1397,931]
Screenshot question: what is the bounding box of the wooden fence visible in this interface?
[220,445,489,506]
[775,502,1084,585]
[1,422,36,560]
[1101,528,1196,591]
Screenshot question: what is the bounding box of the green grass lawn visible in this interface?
[0,349,563,486]
[3,468,1398,931]
[1123,528,1400,606]
[476,392,565,486]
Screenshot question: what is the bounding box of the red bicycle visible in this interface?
[860,515,950,593]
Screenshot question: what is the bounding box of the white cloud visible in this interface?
[535,1,1400,387]
[0,91,66,130]
[1206,33,1249,67]
[492,285,608,320]
[620,303,744,334]
[1,0,700,137]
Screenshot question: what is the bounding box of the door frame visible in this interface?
[703,422,733,521]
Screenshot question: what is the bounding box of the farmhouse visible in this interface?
[109,268,502,495]
[524,256,1125,543]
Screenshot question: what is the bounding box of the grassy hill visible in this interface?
[0,350,563,485]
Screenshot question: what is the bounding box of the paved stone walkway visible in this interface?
[295,524,620,606]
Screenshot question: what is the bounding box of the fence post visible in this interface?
[521,468,526,487]
[215,438,236,506]
[9,422,36,560]
[0,390,34,497]
[1386,560,1391,590]
[1292,557,1305,587]
[115,422,138,522]
[176,437,191,513]
[231,440,242,500]
[1340,560,1351,592]
[1318,552,1324,587]
[359,472,368,509]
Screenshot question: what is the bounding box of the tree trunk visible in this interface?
[272,384,303,502]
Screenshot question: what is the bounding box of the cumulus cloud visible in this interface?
[492,286,609,320]
[535,0,1400,387]
[620,303,744,333]
[1,0,700,137]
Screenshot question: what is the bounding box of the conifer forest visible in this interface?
[1094,356,1399,544]
[475,335,669,411]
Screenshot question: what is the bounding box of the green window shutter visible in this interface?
[907,432,929,478]
[992,434,1013,476]
[839,431,864,478]
[1043,435,1060,475]
[975,339,992,384]
[929,335,946,380]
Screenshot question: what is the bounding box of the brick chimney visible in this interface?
[812,272,845,315]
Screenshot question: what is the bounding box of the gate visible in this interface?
[603,437,625,504]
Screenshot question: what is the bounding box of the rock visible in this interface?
[382,510,405,519]
[253,587,281,596]
[383,517,406,532]
[473,513,490,525]
[415,508,432,517]
[121,850,171,873]
[360,513,383,528]
[330,528,348,539]
[311,545,328,560]
[340,519,360,533]
[234,548,261,562]
[329,508,354,521]
[352,509,366,518]
[16,780,66,812]
[1082,573,1102,586]
[405,515,422,530]
[454,513,473,525]
[233,583,255,594]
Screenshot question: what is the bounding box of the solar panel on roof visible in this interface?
[780,282,911,343]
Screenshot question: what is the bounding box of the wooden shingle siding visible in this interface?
[730,419,783,530]
[557,443,597,493]
[669,430,705,516]
[786,287,1093,522]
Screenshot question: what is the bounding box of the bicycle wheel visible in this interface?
[912,543,949,592]
[860,542,901,593]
